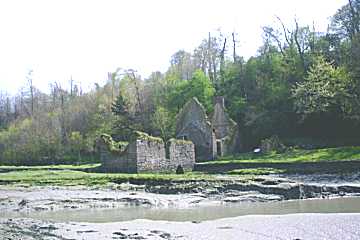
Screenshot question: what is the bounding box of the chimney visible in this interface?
[214,96,225,108]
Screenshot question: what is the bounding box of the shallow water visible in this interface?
[5,197,360,223]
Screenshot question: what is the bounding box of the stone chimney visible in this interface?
[214,96,225,108]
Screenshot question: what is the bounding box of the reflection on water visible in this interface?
[7,197,360,223]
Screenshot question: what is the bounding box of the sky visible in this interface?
[0,0,348,95]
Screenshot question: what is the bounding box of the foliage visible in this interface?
[100,134,128,152]
[260,135,286,154]
[164,69,215,114]
[330,0,360,40]
[111,93,139,140]
[203,146,360,164]
[292,56,353,119]
[1,1,360,165]
[130,131,164,143]
[151,106,174,142]
[69,131,85,160]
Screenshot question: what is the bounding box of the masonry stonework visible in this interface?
[97,132,195,173]
[211,96,240,156]
[168,139,195,172]
[175,98,217,161]
[175,96,240,160]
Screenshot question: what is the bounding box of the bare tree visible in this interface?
[26,70,34,116]
[219,37,227,88]
[232,32,237,62]
[126,69,143,115]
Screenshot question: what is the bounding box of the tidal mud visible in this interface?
[1,214,360,240]
[1,175,360,239]
[1,175,360,215]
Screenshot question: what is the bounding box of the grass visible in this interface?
[0,163,101,171]
[227,168,286,175]
[203,146,360,164]
[0,169,219,186]
[1,146,359,186]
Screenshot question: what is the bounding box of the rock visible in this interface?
[18,199,28,207]
[159,232,172,239]
[176,165,184,174]
[338,185,360,193]
[38,224,57,231]
[223,194,282,203]
[113,232,127,239]
[34,206,48,211]
[119,197,154,206]
[76,230,97,233]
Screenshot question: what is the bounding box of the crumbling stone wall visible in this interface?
[175,97,217,161]
[211,96,240,156]
[97,132,195,173]
[96,134,132,173]
[135,138,166,173]
[168,139,195,172]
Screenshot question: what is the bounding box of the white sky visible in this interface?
[0,0,347,95]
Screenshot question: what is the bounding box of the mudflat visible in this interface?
[1,213,360,240]
[1,174,360,239]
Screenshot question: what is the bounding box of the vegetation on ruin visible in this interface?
[100,134,129,153]
[168,138,193,145]
[131,131,164,143]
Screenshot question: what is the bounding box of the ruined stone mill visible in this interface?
[97,96,240,173]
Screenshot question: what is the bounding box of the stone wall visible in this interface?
[212,96,240,156]
[97,133,195,173]
[168,139,195,172]
[135,138,166,173]
[96,136,133,173]
[175,97,217,161]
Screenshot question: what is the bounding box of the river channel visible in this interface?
[4,196,360,223]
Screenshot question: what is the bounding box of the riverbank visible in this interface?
[1,148,360,239]
[1,174,360,239]
[1,174,360,216]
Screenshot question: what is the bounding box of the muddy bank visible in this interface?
[1,213,360,240]
[0,183,282,215]
[1,176,360,215]
[1,175,360,239]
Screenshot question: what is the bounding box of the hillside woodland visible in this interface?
[1,1,360,165]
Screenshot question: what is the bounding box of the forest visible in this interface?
[0,1,360,165]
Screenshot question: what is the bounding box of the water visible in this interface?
[7,197,360,223]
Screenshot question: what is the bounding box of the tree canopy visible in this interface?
[1,1,360,165]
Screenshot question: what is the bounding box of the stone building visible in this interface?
[175,97,240,161]
[97,132,195,173]
[175,98,217,161]
[211,96,240,156]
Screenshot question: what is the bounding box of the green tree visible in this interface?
[69,131,85,161]
[111,93,139,140]
[331,0,360,40]
[165,69,215,114]
[292,56,353,119]
[152,106,174,142]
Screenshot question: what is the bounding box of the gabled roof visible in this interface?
[175,97,211,134]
